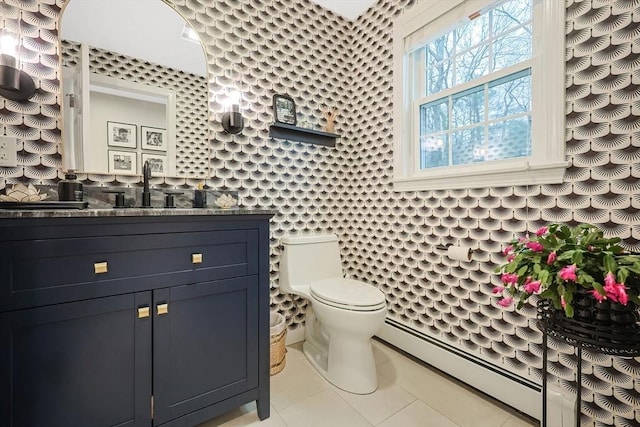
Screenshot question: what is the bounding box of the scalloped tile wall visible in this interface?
[0,0,638,424]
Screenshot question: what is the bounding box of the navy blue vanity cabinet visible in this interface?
[0,292,152,427]
[0,214,272,427]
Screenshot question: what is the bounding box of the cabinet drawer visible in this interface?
[0,229,258,311]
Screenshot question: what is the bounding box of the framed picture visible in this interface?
[141,126,167,151]
[273,94,296,126]
[108,150,138,174]
[107,121,137,148]
[142,153,168,175]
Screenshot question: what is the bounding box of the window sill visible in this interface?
[393,160,568,191]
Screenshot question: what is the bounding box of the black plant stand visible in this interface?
[537,301,640,427]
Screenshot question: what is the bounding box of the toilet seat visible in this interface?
[310,278,386,312]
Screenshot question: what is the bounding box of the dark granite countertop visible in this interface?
[0,207,276,218]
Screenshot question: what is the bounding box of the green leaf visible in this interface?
[603,254,616,273]
[538,269,550,284]
[572,251,583,265]
[564,304,574,318]
[617,268,629,284]
[556,225,570,239]
[592,282,605,295]
[557,250,576,261]
[517,265,529,277]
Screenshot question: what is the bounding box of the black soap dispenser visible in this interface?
[58,171,84,201]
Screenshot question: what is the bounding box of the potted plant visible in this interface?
[494,223,640,319]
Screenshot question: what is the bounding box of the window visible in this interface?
[393,0,566,191]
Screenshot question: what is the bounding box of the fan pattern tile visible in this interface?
[0,0,638,424]
[348,0,640,425]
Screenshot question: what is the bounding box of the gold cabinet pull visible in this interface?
[157,303,169,315]
[192,253,203,264]
[138,306,150,318]
[94,262,108,274]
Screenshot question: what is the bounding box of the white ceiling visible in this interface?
[310,0,377,20]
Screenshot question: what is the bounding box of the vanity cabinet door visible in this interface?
[0,293,152,427]
[152,276,259,425]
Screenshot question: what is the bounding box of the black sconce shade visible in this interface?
[222,104,244,134]
[0,54,35,101]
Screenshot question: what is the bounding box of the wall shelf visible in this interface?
[269,122,339,147]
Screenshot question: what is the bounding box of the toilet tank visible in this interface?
[279,234,343,293]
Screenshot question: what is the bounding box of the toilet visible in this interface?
[279,233,387,394]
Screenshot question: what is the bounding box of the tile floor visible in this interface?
[200,339,538,427]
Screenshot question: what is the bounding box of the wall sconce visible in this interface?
[221,89,244,134]
[0,21,35,101]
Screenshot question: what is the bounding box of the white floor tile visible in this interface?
[501,415,539,427]
[371,338,402,367]
[198,403,285,427]
[270,345,328,411]
[279,389,373,427]
[377,355,514,427]
[333,373,416,425]
[198,341,538,427]
[376,400,459,427]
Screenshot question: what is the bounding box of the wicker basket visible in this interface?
[270,313,287,376]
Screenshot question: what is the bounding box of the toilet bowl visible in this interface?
[279,234,387,394]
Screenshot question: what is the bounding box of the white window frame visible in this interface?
[393,0,566,191]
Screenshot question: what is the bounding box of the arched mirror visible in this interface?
[60,0,209,178]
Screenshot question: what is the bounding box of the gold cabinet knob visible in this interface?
[94,261,108,274]
[138,306,150,318]
[157,303,169,315]
[192,253,203,264]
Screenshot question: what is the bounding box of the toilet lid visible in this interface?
[310,278,386,311]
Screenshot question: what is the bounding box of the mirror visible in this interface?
[60,0,209,178]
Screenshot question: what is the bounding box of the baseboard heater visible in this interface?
[377,318,542,420]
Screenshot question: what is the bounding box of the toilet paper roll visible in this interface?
[447,245,473,261]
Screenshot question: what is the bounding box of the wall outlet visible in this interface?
[0,136,18,167]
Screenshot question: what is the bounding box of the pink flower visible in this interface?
[501,273,518,285]
[591,289,607,302]
[536,226,548,236]
[492,286,505,294]
[547,251,556,265]
[502,245,513,256]
[507,254,515,262]
[604,272,616,288]
[526,241,544,252]
[558,264,577,282]
[498,297,513,307]
[523,280,542,294]
[618,288,629,305]
[604,280,629,305]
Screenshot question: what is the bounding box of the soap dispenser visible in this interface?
[58,171,84,201]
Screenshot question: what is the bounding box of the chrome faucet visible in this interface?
[142,160,152,208]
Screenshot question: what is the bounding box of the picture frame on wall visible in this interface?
[107,121,137,149]
[142,153,168,175]
[108,150,138,174]
[273,94,296,126]
[141,126,167,152]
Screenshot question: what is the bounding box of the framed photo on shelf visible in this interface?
[273,94,296,126]
[108,150,138,174]
[142,153,168,175]
[141,126,167,151]
[107,121,137,148]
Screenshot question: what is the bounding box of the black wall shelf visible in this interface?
[269,123,340,147]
